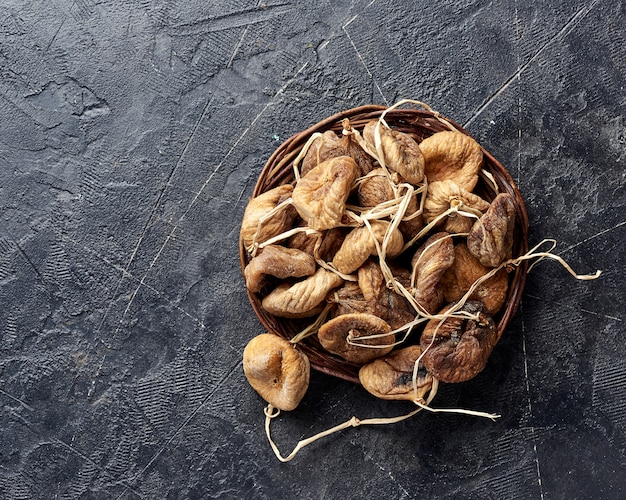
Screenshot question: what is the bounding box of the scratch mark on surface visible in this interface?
[170,3,292,36]
[561,220,626,254]
[515,2,523,188]
[226,0,266,68]
[94,22,251,339]
[111,61,309,337]
[51,438,145,497]
[464,0,601,128]
[340,26,388,106]
[520,302,545,499]
[115,360,244,498]
[0,388,33,411]
[348,436,411,499]
[87,353,106,398]
[62,234,206,331]
[44,15,68,53]
[524,293,622,322]
[332,0,387,105]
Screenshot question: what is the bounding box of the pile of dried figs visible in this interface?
[241,112,520,411]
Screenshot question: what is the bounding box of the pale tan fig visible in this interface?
[332,220,404,275]
[261,268,343,318]
[363,121,425,184]
[359,345,433,402]
[287,227,346,261]
[244,245,316,293]
[357,168,423,240]
[419,130,483,191]
[423,180,490,228]
[301,128,375,178]
[292,156,357,231]
[241,185,297,250]
[318,313,394,364]
[243,333,309,411]
[301,130,345,177]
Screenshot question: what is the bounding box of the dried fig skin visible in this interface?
[329,282,370,317]
[423,180,490,225]
[357,168,396,208]
[244,245,316,293]
[240,185,297,250]
[292,156,357,231]
[287,227,346,261]
[440,243,509,316]
[243,333,310,411]
[398,192,424,241]
[301,130,374,178]
[342,129,377,178]
[420,301,498,383]
[467,193,516,267]
[301,131,345,177]
[419,131,483,191]
[318,313,394,365]
[261,268,343,318]
[332,220,404,275]
[359,345,433,402]
[357,260,416,330]
[411,232,455,315]
[363,121,425,185]
[356,168,424,240]
[357,259,386,304]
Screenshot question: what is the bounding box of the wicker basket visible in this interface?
[239,104,529,384]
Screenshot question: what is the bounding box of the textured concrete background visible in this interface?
[0,0,624,498]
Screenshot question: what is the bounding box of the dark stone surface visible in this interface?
[0,1,624,498]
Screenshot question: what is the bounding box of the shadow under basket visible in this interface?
[239,104,529,384]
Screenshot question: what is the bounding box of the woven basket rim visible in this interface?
[240,104,529,384]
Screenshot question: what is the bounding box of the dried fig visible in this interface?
[357,259,386,304]
[357,168,423,240]
[357,260,415,330]
[301,131,345,176]
[419,131,483,191]
[329,282,370,317]
[420,301,498,383]
[467,193,516,267]
[363,121,425,184]
[439,243,509,315]
[343,128,377,178]
[292,156,357,231]
[411,232,455,314]
[318,313,394,364]
[261,268,343,318]
[301,129,374,178]
[357,168,396,208]
[398,190,424,241]
[243,333,309,411]
[423,180,490,228]
[332,220,404,275]
[359,345,433,402]
[286,227,318,256]
[241,185,297,250]
[287,227,346,261]
[244,245,316,293]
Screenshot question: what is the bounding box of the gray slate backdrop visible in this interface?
[0,1,624,498]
